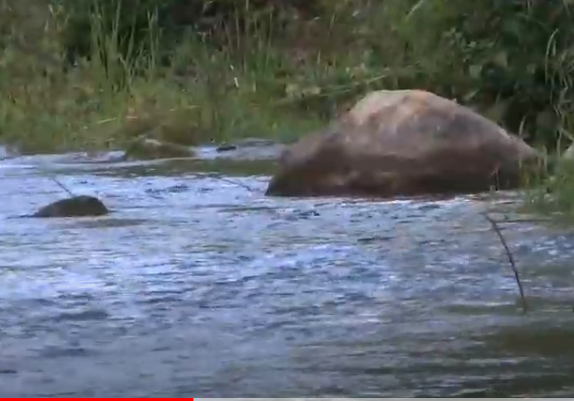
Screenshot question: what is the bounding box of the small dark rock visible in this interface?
[215,138,278,153]
[357,235,392,243]
[0,368,17,375]
[298,209,320,218]
[33,195,109,218]
[216,143,238,152]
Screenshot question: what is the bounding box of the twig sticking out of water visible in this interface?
[482,212,528,313]
[2,154,78,198]
[211,175,257,193]
[49,175,75,197]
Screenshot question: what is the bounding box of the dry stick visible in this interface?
[51,169,257,197]
[482,212,528,313]
[211,175,258,193]
[52,172,256,196]
[50,175,75,197]
[47,163,254,196]
[40,161,76,197]
[1,154,76,197]
[496,217,552,224]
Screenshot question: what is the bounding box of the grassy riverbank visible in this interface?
[2,1,569,150]
[0,1,328,152]
[521,159,574,223]
[2,0,574,216]
[2,0,407,153]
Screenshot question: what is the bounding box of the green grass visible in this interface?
[1,0,455,154]
[0,0,397,154]
[520,155,574,224]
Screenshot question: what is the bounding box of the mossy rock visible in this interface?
[118,108,203,147]
[124,136,195,160]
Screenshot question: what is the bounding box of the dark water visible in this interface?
[1,152,574,397]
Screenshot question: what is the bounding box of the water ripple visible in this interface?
[0,157,574,396]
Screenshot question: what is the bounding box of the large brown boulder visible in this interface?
[266,89,540,198]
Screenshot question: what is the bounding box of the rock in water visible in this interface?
[33,196,109,218]
[216,143,238,152]
[124,137,194,160]
[266,89,539,199]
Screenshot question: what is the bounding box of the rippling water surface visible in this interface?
[1,152,574,397]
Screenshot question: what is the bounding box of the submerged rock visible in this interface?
[124,137,195,160]
[33,195,109,218]
[201,138,285,161]
[216,138,277,152]
[266,89,539,199]
[216,143,238,152]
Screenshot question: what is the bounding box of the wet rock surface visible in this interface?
[216,143,238,152]
[267,89,539,199]
[32,195,109,218]
[124,137,195,161]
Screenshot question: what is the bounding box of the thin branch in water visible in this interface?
[2,155,77,197]
[210,175,257,193]
[482,212,528,313]
[50,176,75,197]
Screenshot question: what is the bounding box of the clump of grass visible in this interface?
[0,0,208,153]
[522,158,574,224]
[519,28,574,220]
[0,0,138,152]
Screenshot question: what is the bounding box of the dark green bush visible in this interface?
[54,0,324,66]
[398,0,574,150]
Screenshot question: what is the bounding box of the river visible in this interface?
[1,151,574,397]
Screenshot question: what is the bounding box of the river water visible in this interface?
[1,151,574,397]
